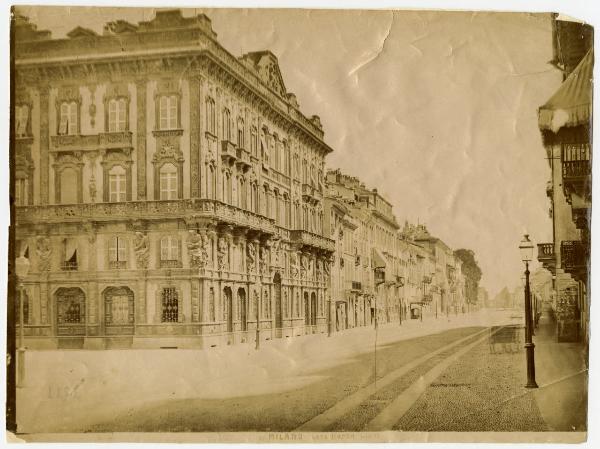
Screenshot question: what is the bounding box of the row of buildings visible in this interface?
[11,9,471,350]
[536,15,592,345]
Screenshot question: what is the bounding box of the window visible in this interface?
[222,171,232,204]
[62,238,78,271]
[250,126,258,156]
[237,118,245,147]
[159,95,178,130]
[161,287,179,323]
[15,177,28,206]
[206,97,216,134]
[108,236,127,269]
[160,236,179,264]
[59,101,78,135]
[108,98,127,132]
[206,164,216,199]
[251,183,258,213]
[104,288,134,326]
[57,289,85,324]
[238,177,247,209]
[15,105,29,137]
[222,108,231,141]
[159,163,178,200]
[109,165,127,202]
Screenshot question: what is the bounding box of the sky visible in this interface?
[15,6,561,298]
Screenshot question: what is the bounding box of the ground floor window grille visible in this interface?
[57,290,85,324]
[161,287,179,323]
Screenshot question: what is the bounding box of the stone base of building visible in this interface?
[20,321,329,350]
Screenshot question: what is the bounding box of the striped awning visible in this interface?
[538,49,593,133]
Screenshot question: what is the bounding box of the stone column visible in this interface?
[135,80,147,200]
[39,85,50,204]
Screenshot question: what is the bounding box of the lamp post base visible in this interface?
[524,342,538,389]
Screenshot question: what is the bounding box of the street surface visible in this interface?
[17,309,586,433]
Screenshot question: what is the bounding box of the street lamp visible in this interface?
[519,234,538,389]
[15,255,30,387]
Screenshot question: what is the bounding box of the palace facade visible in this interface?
[13,9,335,349]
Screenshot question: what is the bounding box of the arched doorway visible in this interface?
[304,292,310,327]
[238,288,247,332]
[274,272,282,336]
[310,292,317,330]
[103,286,134,335]
[224,287,233,333]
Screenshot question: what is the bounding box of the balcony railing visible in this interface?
[290,229,335,252]
[108,260,127,270]
[50,131,133,152]
[61,261,78,271]
[160,259,182,269]
[221,140,237,163]
[560,240,587,272]
[562,160,590,179]
[16,199,277,236]
[537,243,555,263]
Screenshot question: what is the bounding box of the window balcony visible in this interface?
[537,243,555,271]
[302,183,321,204]
[560,240,588,280]
[235,147,252,172]
[290,229,335,253]
[221,140,237,163]
[50,131,133,152]
[562,143,591,204]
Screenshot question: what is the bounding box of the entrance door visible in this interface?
[238,288,247,332]
[274,273,282,330]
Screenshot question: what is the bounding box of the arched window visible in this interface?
[15,105,29,138]
[273,139,280,172]
[159,163,178,200]
[206,164,216,199]
[59,101,78,135]
[250,126,258,157]
[237,117,245,148]
[251,183,258,213]
[295,202,301,229]
[108,98,127,132]
[222,171,232,204]
[108,165,127,202]
[159,95,178,130]
[283,144,290,176]
[205,97,216,134]
[238,177,247,209]
[262,185,269,217]
[302,159,308,184]
[274,191,280,225]
[222,108,231,141]
[284,197,291,228]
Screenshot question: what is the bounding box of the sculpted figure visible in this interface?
[290,252,299,279]
[187,230,209,268]
[247,241,256,272]
[259,246,268,275]
[133,232,149,269]
[316,259,323,281]
[36,236,52,272]
[300,254,309,278]
[217,237,228,271]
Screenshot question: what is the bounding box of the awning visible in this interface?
[539,49,593,133]
[372,248,387,269]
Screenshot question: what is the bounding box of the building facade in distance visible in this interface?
[13,9,335,349]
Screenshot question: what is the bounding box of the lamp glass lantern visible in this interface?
[519,234,534,264]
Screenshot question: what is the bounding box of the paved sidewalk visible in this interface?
[393,309,587,431]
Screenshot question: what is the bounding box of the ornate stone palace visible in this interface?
[13,9,335,349]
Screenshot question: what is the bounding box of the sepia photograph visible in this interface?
[6,1,594,444]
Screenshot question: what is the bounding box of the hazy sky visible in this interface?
[16,7,560,297]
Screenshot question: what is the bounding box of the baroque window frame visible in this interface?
[101,149,133,203]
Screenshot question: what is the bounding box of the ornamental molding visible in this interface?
[50,131,133,152]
